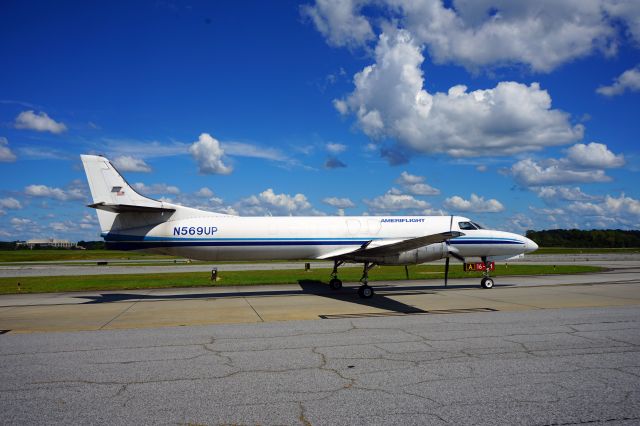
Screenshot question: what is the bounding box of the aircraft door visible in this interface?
[366,219,381,236]
[347,219,361,235]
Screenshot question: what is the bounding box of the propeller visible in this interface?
[444,215,464,287]
[445,215,453,287]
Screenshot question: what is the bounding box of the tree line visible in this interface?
[526,229,640,248]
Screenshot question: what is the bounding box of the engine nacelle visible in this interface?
[353,242,446,266]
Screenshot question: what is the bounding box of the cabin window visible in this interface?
[471,221,484,229]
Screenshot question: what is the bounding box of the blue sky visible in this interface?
[1,0,639,241]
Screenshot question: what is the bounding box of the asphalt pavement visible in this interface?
[1,254,639,424]
[1,306,639,425]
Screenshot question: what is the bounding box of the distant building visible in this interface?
[17,239,77,249]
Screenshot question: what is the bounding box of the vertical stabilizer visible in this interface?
[81,155,161,207]
[80,154,171,232]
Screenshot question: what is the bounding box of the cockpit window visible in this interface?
[458,221,477,230]
[471,221,484,229]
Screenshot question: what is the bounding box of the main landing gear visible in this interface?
[357,262,376,299]
[329,260,344,290]
[480,256,494,289]
[327,260,376,298]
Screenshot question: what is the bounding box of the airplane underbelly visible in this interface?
[166,243,347,262]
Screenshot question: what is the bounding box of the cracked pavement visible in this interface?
[1,306,639,425]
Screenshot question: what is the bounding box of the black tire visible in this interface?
[480,277,494,289]
[329,278,343,290]
[358,285,374,299]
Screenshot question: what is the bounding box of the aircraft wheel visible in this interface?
[329,278,343,290]
[480,277,494,289]
[358,285,374,299]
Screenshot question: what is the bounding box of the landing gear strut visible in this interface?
[357,262,376,298]
[329,260,344,290]
[480,256,494,289]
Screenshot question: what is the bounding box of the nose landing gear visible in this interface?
[480,257,494,289]
[480,276,494,289]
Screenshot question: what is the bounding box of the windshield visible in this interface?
[458,221,477,230]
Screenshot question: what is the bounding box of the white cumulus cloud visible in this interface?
[10,217,33,226]
[326,142,347,154]
[25,184,85,201]
[112,155,152,173]
[0,197,22,209]
[322,197,355,209]
[14,110,67,134]
[301,0,375,48]
[0,137,17,162]
[133,182,180,195]
[396,171,440,195]
[335,30,583,158]
[390,0,625,72]
[444,194,505,213]
[306,0,640,72]
[597,65,640,96]
[235,188,322,216]
[510,158,611,186]
[194,187,214,198]
[533,186,599,202]
[566,142,625,169]
[364,189,430,213]
[566,194,640,228]
[510,142,624,187]
[189,133,233,175]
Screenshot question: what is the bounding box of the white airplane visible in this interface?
[81,154,538,298]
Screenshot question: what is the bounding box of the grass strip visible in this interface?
[0,250,175,262]
[0,264,603,294]
[1,247,638,263]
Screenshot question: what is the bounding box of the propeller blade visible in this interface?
[444,256,450,287]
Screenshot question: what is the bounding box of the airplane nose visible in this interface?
[524,238,538,253]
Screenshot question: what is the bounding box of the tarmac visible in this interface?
[2,252,639,277]
[1,256,639,424]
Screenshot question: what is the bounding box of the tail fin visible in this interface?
[81,154,175,232]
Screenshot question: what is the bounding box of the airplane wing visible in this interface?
[317,231,463,260]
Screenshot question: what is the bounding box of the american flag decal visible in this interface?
[111,186,125,196]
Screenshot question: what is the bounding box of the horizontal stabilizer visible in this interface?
[88,202,176,214]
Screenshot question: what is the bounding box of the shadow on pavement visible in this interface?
[77,279,512,314]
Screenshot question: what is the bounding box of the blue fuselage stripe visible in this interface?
[103,234,524,250]
[105,240,369,250]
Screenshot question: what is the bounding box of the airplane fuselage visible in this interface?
[102,215,536,264]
